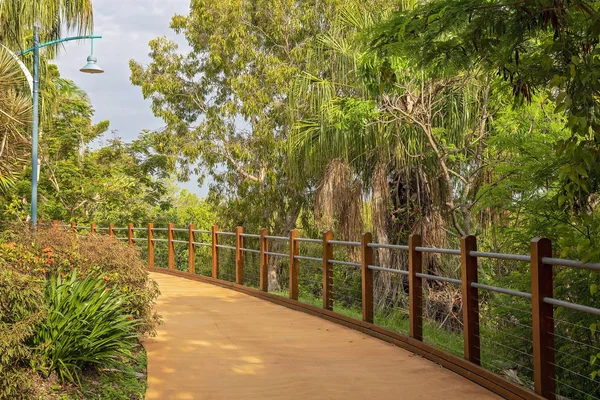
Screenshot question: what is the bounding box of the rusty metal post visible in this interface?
[461,235,480,365]
[409,234,423,340]
[128,223,134,247]
[148,223,154,268]
[212,225,219,279]
[289,229,299,300]
[167,223,175,270]
[531,238,555,399]
[322,231,333,310]
[235,226,243,285]
[188,224,195,275]
[361,232,374,323]
[260,228,269,292]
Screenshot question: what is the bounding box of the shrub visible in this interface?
[0,265,45,399]
[31,272,139,383]
[2,226,160,335]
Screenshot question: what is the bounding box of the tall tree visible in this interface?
[0,47,31,193]
[0,0,93,53]
[130,0,390,287]
[370,0,600,207]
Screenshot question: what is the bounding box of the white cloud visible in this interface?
[51,0,207,196]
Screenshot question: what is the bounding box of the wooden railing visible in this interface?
[49,221,600,400]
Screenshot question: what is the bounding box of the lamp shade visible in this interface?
[80,55,104,74]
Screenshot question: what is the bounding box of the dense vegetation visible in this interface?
[128,1,600,398]
[0,226,157,398]
[1,0,600,398]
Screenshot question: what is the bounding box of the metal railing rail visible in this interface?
[240,233,260,239]
[265,235,288,241]
[329,240,360,247]
[240,247,260,254]
[295,237,321,244]
[216,244,236,250]
[368,243,409,250]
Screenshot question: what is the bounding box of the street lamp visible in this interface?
[19,28,103,227]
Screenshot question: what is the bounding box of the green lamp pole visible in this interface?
[20,28,103,227]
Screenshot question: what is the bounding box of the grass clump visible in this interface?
[31,272,139,384]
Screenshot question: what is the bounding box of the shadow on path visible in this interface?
[143,272,500,400]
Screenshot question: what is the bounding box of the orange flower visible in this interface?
[42,246,53,253]
[128,316,133,321]
[6,242,15,248]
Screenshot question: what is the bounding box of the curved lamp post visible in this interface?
[19,27,103,227]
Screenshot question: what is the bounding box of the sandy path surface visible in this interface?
[143,272,500,400]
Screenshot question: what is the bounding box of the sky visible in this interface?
[51,0,207,196]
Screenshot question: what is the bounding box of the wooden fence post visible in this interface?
[37,219,42,232]
[128,223,134,247]
[148,223,154,268]
[361,232,374,323]
[322,231,333,310]
[90,222,96,235]
[461,235,480,365]
[188,224,195,275]
[289,229,299,300]
[168,223,175,270]
[70,221,76,233]
[109,223,114,237]
[235,226,243,285]
[531,238,555,400]
[409,234,423,340]
[212,225,219,279]
[259,228,268,292]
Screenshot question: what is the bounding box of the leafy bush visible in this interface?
[0,264,45,399]
[31,272,139,383]
[2,226,160,335]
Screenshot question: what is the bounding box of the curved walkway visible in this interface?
[143,272,499,400]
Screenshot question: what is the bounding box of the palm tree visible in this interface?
[0,0,93,54]
[289,4,492,241]
[0,0,94,193]
[0,46,31,193]
[287,4,496,314]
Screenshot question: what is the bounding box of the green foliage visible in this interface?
[0,64,171,225]
[30,272,138,384]
[129,0,390,235]
[4,226,161,336]
[0,264,45,399]
[0,0,93,55]
[0,46,31,195]
[371,0,600,206]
